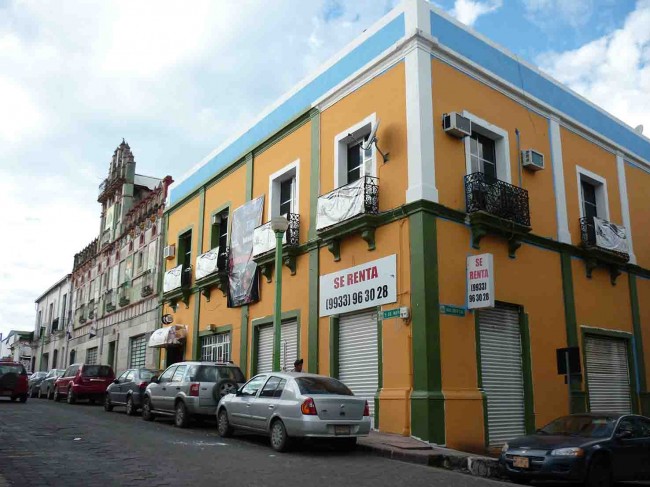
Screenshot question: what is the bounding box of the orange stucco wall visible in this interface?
[636,277,650,383]
[625,163,650,269]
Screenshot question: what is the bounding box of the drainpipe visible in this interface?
[515,128,523,187]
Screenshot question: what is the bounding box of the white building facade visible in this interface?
[33,274,72,371]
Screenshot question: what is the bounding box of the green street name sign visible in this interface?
[439,304,466,317]
[382,308,402,319]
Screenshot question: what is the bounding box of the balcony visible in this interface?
[98,178,107,196]
[51,318,60,332]
[88,300,95,319]
[252,214,300,281]
[140,270,155,297]
[316,176,380,260]
[163,265,192,310]
[579,216,629,283]
[105,292,116,313]
[196,247,230,301]
[118,283,130,307]
[464,172,531,257]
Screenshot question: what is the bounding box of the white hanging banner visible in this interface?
[593,217,628,254]
[467,253,495,309]
[316,178,365,230]
[163,265,183,293]
[252,222,287,257]
[196,248,220,280]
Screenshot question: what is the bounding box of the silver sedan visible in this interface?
[216,372,371,452]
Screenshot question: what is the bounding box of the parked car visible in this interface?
[216,372,371,452]
[500,413,650,486]
[141,361,245,427]
[38,369,65,399]
[28,371,48,398]
[0,360,29,402]
[53,364,115,404]
[104,368,161,415]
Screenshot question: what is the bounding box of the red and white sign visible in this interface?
[467,253,494,309]
[320,255,397,317]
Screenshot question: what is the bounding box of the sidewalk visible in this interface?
[358,431,505,480]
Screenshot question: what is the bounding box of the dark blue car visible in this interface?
[500,413,650,486]
[104,368,160,416]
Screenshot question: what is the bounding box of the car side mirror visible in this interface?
[235,388,243,396]
[616,430,633,440]
[113,379,120,384]
[150,377,159,384]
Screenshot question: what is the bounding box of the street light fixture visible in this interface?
[271,216,289,371]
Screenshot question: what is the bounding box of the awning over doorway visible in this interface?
[148,325,187,348]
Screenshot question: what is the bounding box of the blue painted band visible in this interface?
[170,13,405,206]
[430,12,650,163]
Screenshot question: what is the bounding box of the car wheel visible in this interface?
[104,394,114,412]
[19,394,28,403]
[53,387,60,402]
[270,419,291,452]
[585,455,612,487]
[66,388,76,404]
[48,388,54,400]
[125,396,137,416]
[213,379,238,400]
[217,409,233,437]
[174,401,190,428]
[141,397,155,422]
[30,387,36,398]
[37,388,42,399]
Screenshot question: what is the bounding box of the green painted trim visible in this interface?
[193,188,206,360]
[581,326,639,414]
[239,305,249,377]
[198,324,233,337]
[208,201,231,251]
[519,310,536,434]
[560,253,578,347]
[375,308,383,430]
[329,316,339,379]
[308,109,320,240]
[473,311,490,447]
[192,290,201,360]
[250,310,301,376]
[628,274,647,395]
[245,153,253,201]
[409,212,445,444]
[176,225,194,267]
[308,248,319,373]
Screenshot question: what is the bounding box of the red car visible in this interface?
[0,360,29,402]
[53,363,115,404]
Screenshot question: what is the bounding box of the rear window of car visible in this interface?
[0,364,26,375]
[295,377,353,396]
[138,370,159,380]
[82,365,113,377]
[218,366,245,383]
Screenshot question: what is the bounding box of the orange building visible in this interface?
[159,0,650,452]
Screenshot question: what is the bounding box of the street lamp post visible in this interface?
[271,216,289,372]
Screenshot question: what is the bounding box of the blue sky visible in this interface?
[0,0,648,338]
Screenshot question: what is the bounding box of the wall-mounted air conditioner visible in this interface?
[163,244,176,260]
[521,149,544,171]
[442,112,472,138]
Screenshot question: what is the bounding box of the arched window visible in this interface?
[52,349,59,369]
[69,349,76,365]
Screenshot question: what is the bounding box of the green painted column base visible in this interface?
[570,390,587,414]
[410,390,445,444]
[639,392,650,416]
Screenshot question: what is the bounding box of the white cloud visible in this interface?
[450,0,502,27]
[523,0,595,28]
[537,0,650,132]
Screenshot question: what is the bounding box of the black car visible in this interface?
[500,413,650,486]
[28,372,48,397]
[104,368,161,415]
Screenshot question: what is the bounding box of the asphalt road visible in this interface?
[0,397,522,487]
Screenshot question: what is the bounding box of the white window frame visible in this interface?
[268,160,300,220]
[576,166,610,221]
[462,111,512,183]
[129,335,147,368]
[86,347,98,365]
[201,332,231,362]
[334,113,377,188]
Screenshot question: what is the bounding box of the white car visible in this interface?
[216,372,371,452]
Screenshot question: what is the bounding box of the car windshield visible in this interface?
[139,370,160,380]
[539,415,617,438]
[82,365,112,377]
[295,377,353,396]
[0,364,26,375]
[55,369,65,377]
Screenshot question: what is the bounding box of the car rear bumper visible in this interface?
[500,453,586,481]
[284,416,371,438]
[72,384,109,396]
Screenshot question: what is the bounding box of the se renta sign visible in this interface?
[319,254,397,317]
[467,253,495,309]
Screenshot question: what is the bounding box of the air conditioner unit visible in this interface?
[442,112,472,138]
[163,244,176,260]
[521,149,544,171]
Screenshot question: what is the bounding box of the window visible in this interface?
[462,111,511,183]
[171,365,187,382]
[241,375,267,396]
[117,371,129,382]
[41,353,49,372]
[52,349,58,369]
[178,231,192,270]
[69,350,76,366]
[210,209,229,250]
[260,376,282,397]
[469,132,497,179]
[48,303,54,325]
[129,335,147,368]
[124,371,135,382]
[82,365,112,377]
[136,251,144,272]
[268,161,299,219]
[334,114,376,187]
[86,347,98,365]
[158,366,176,384]
[577,166,609,223]
[296,377,353,395]
[201,333,231,362]
[61,294,67,325]
[581,180,598,220]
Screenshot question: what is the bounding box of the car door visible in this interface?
[111,371,128,404]
[149,366,176,410]
[635,416,650,479]
[229,375,267,428]
[249,376,284,432]
[167,365,188,410]
[122,370,137,403]
[611,416,645,480]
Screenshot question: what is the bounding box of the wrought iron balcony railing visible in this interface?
[316,176,379,231]
[181,266,192,288]
[579,216,629,261]
[217,246,230,273]
[252,214,300,257]
[464,172,531,227]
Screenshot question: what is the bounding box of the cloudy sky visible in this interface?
[0,0,648,339]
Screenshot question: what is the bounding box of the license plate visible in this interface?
[334,425,351,435]
[513,456,530,469]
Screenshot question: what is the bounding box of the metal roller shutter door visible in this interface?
[280,320,298,372]
[479,306,526,446]
[339,310,378,423]
[585,336,631,413]
[257,325,273,374]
